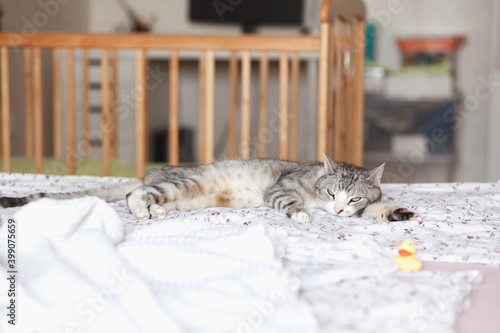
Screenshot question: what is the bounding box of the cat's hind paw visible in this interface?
[149,204,167,219]
[289,211,311,223]
[133,208,150,220]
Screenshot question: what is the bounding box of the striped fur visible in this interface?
[0,154,416,222]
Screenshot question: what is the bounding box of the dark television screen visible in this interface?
[189,0,304,32]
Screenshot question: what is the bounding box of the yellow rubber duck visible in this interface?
[392,239,422,271]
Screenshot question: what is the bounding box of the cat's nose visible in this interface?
[335,209,343,215]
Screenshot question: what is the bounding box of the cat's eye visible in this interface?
[349,197,362,203]
[327,189,335,199]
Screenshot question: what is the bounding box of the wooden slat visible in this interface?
[317,22,330,161]
[204,50,215,164]
[101,49,111,176]
[67,48,76,175]
[52,49,62,159]
[198,52,206,163]
[0,55,2,157]
[319,0,366,23]
[33,48,43,173]
[0,20,368,171]
[83,48,90,157]
[240,51,251,160]
[279,51,289,161]
[112,48,118,158]
[344,22,355,164]
[290,52,300,161]
[352,18,365,166]
[326,23,336,158]
[24,48,33,158]
[334,19,347,163]
[168,49,179,166]
[227,51,238,159]
[143,57,149,166]
[0,33,320,52]
[1,47,11,172]
[135,48,147,177]
[258,53,268,159]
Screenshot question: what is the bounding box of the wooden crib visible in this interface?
[0,0,366,178]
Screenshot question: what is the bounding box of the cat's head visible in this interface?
[315,154,384,217]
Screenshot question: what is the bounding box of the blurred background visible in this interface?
[2,0,499,183]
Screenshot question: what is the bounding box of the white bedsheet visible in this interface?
[0,173,495,332]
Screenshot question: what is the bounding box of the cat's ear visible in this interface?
[323,153,338,174]
[366,163,385,187]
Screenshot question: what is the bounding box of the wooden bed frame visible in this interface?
[0,0,366,177]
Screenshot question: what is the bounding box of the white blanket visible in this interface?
[0,197,316,333]
[0,173,492,332]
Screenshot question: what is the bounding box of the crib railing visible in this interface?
[0,0,365,178]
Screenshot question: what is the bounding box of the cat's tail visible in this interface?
[0,178,144,208]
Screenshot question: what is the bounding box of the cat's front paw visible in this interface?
[362,203,419,222]
[289,211,311,223]
[388,207,416,222]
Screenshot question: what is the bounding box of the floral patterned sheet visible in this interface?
[0,173,497,332]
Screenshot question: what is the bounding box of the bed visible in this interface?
[0,174,499,332]
[1,0,500,332]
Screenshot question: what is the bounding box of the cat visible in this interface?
[0,154,416,223]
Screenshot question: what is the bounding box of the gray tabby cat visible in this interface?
[0,154,415,223]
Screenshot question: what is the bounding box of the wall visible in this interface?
[87,0,318,34]
[3,0,89,156]
[3,0,88,31]
[486,0,500,182]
